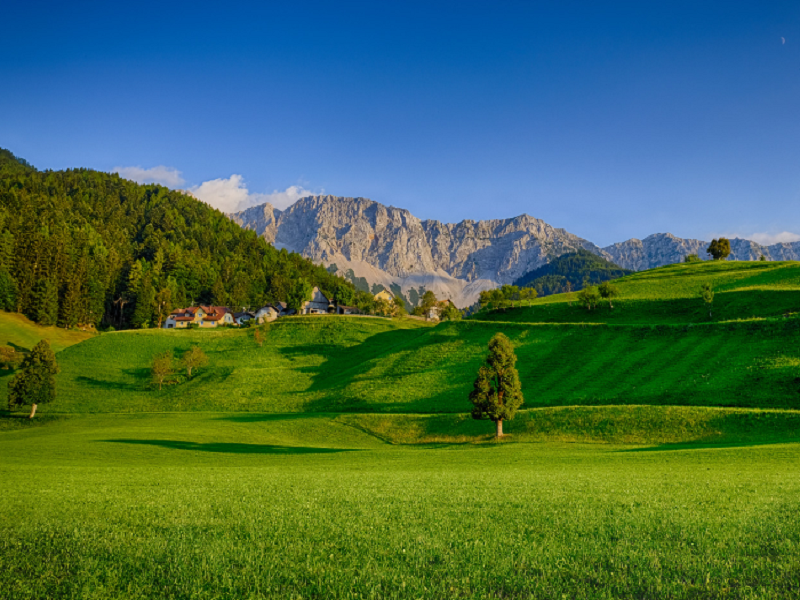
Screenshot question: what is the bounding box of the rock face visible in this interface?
[603,234,800,270]
[230,195,607,307]
[230,195,800,307]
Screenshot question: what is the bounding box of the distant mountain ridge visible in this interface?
[230,195,800,307]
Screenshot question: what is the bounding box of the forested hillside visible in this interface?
[513,248,632,295]
[0,149,363,329]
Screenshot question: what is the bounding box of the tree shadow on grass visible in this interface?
[101,439,360,454]
[76,375,143,391]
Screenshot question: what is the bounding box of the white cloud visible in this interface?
[260,185,318,210]
[748,231,800,246]
[189,175,317,213]
[113,165,185,187]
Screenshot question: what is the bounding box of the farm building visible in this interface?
[302,287,332,314]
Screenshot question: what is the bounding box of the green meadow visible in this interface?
[2,260,800,599]
[478,260,800,324]
[2,413,800,600]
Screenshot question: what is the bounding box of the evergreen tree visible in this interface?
[8,339,60,418]
[131,275,155,328]
[0,268,17,311]
[31,278,58,326]
[469,333,524,438]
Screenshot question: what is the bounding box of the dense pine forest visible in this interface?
[0,149,365,330]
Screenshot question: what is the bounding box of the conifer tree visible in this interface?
[469,332,524,438]
[8,339,60,418]
[0,268,17,311]
[32,279,58,326]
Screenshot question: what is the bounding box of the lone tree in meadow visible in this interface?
[598,281,618,309]
[577,285,601,311]
[151,352,175,391]
[8,339,60,418]
[182,346,208,378]
[707,238,731,261]
[469,333,524,438]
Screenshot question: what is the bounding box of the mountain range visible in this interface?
[230,195,800,307]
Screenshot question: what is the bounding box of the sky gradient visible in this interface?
[2,1,799,246]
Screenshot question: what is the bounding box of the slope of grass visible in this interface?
[6,315,797,415]
[0,310,95,353]
[2,413,800,599]
[476,261,800,324]
[1,316,432,413]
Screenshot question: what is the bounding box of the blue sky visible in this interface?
[2,1,799,246]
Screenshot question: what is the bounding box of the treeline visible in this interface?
[0,149,365,329]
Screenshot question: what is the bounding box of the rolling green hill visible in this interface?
[477,260,800,324]
[4,312,798,416]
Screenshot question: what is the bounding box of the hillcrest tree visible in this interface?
[469,333,524,438]
[8,339,60,418]
[707,238,731,261]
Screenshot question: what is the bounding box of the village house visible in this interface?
[254,305,280,323]
[425,299,457,321]
[233,310,256,326]
[302,287,332,315]
[374,289,394,303]
[164,306,235,328]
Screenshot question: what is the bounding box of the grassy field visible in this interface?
[476,260,800,324]
[5,315,796,414]
[1,413,800,600]
[0,311,95,353]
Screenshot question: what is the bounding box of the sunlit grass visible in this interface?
[1,413,799,600]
